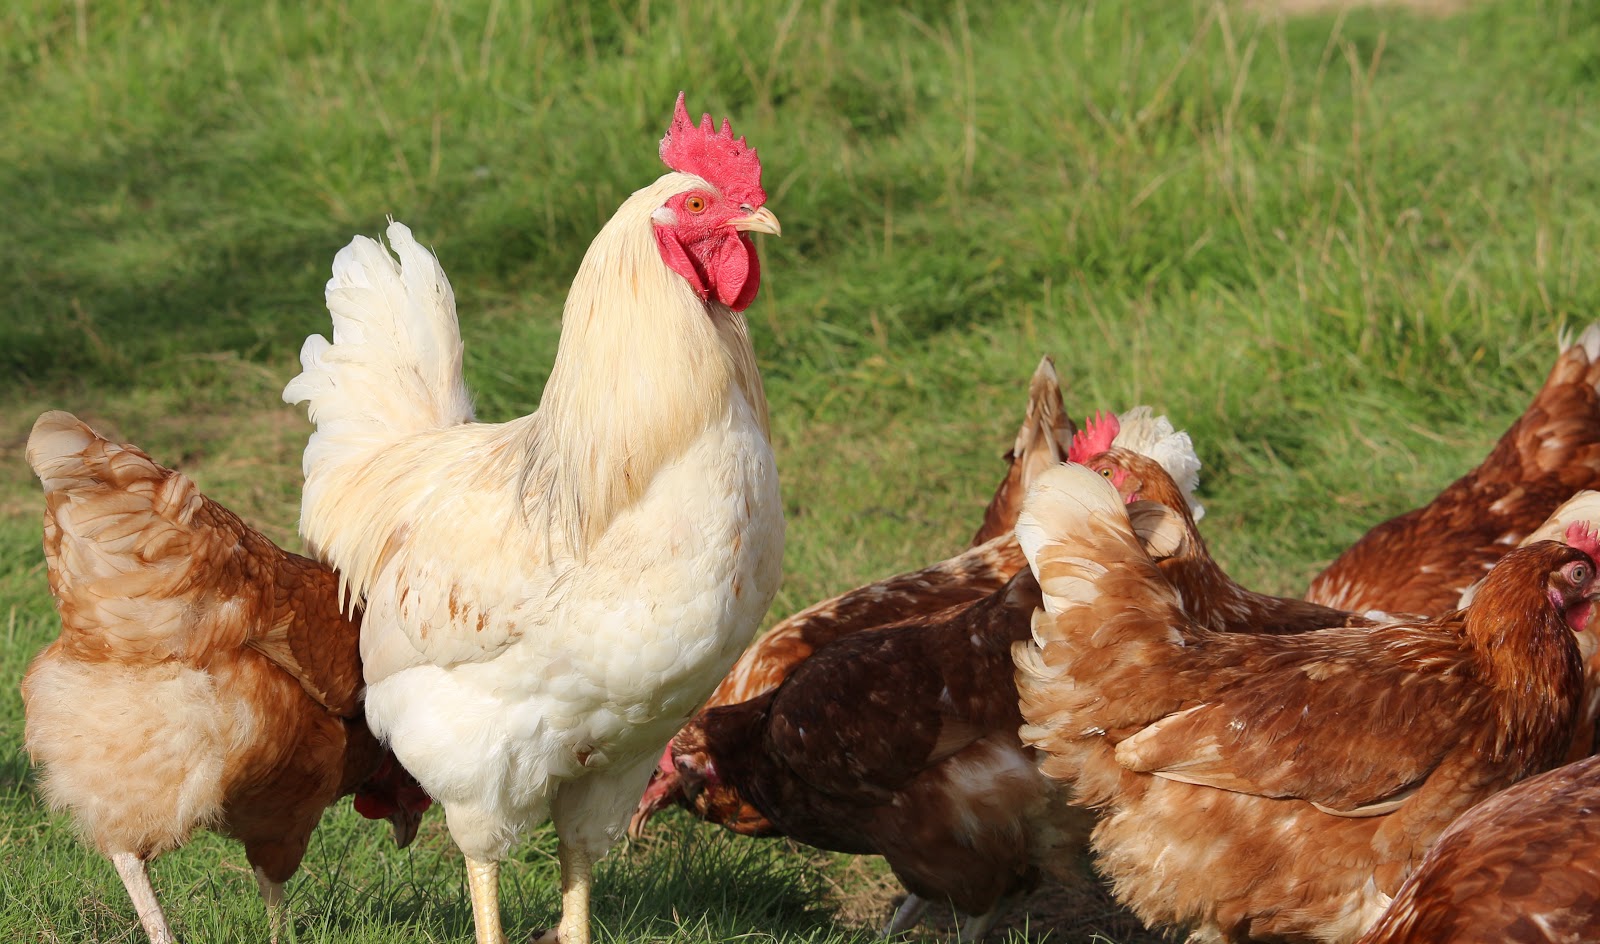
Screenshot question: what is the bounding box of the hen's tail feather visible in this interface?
[1015,463,1183,630]
[973,355,1074,545]
[283,221,473,482]
[26,412,206,659]
[28,412,169,499]
[1013,465,1188,750]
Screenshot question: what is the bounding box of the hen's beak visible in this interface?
[730,206,781,237]
[390,808,422,849]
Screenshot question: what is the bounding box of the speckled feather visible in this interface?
[1308,323,1600,615]
[1014,463,1590,943]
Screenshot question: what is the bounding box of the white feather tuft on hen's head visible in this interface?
[1111,406,1205,521]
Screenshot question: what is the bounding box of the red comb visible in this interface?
[659,92,766,208]
[1068,411,1121,463]
[1565,521,1600,559]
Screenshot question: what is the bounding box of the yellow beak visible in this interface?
[729,206,782,237]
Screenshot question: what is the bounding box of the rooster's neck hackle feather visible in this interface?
[522,172,770,552]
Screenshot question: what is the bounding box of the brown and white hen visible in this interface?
[1014,462,1597,943]
[21,412,428,944]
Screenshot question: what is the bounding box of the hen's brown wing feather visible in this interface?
[246,551,365,718]
[707,536,1024,709]
[1114,624,1480,813]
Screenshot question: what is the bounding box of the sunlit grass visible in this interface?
[3,0,1599,940]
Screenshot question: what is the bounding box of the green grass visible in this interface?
[3,0,1600,940]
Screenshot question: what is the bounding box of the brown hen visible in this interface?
[1354,752,1600,944]
[1014,462,1596,944]
[20,412,430,944]
[1308,323,1600,614]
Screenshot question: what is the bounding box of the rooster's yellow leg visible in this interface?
[465,856,507,944]
[111,852,176,944]
[534,841,593,944]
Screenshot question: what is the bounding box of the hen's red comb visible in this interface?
[1068,411,1120,463]
[659,92,766,208]
[1565,520,1600,560]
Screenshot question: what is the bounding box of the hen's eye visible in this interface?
[1573,563,1590,584]
[685,195,707,213]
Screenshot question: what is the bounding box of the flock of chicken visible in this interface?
[18,93,1600,944]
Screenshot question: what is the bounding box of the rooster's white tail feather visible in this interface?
[283,221,473,484]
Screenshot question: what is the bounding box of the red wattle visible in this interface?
[721,233,761,312]
[654,226,710,301]
[353,792,395,819]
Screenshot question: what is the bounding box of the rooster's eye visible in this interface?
[685,195,707,213]
[1099,468,1113,478]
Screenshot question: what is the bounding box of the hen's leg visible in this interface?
[252,867,287,944]
[465,856,507,944]
[110,852,176,944]
[883,893,930,937]
[957,894,1018,941]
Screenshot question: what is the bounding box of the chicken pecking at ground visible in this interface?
[628,354,1076,838]
[20,412,430,944]
[1308,322,1600,614]
[633,411,1205,939]
[282,94,785,944]
[1353,751,1600,944]
[687,568,1086,940]
[1013,462,1597,943]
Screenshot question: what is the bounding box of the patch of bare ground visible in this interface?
[824,852,1165,943]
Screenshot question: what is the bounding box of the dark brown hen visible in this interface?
[685,570,1092,939]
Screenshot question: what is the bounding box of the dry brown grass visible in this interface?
[822,851,1166,943]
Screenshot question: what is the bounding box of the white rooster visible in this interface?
[283,94,785,944]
